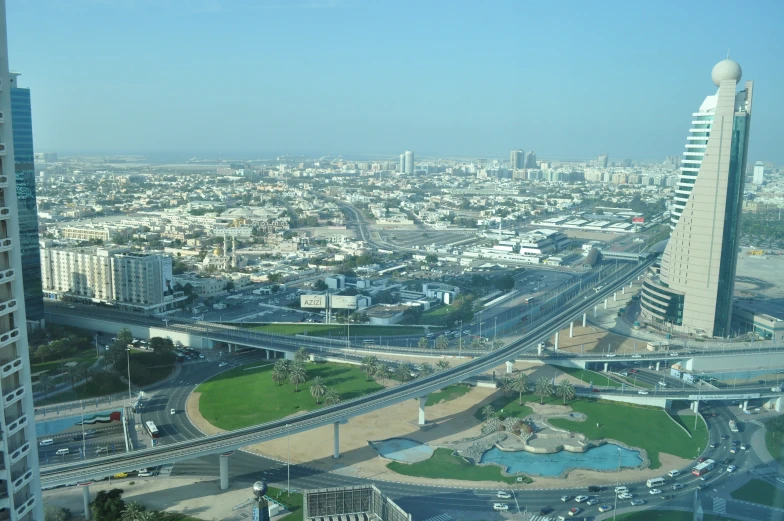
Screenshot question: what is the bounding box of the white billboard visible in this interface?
[301,295,327,309]
[331,295,357,310]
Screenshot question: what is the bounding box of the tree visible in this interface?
[294,347,309,363]
[471,337,486,350]
[417,337,428,350]
[90,488,125,521]
[135,512,159,521]
[313,279,328,291]
[120,502,146,521]
[310,376,327,404]
[492,340,505,350]
[498,375,514,396]
[424,253,438,264]
[149,337,174,353]
[395,363,413,382]
[271,368,287,387]
[418,363,434,378]
[535,376,554,405]
[323,388,341,406]
[480,405,495,422]
[374,364,392,383]
[38,373,52,396]
[65,364,80,391]
[288,362,307,392]
[435,335,449,350]
[556,380,576,405]
[512,373,529,405]
[361,356,379,382]
[436,360,450,372]
[274,359,291,377]
[45,506,72,521]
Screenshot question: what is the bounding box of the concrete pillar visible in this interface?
[82,485,91,521]
[743,400,748,412]
[604,363,609,372]
[219,454,230,490]
[505,361,514,374]
[613,292,617,302]
[537,343,542,356]
[554,332,559,351]
[583,313,587,327]
[776,396,783,413]
[655,361,660,371]
[604,299,608,310]
[569,322,574,338]
[594,305,597,318]
[622,287,626,295]
[418,396,427,425]
[333,422,340,459]
[692,401,699,414]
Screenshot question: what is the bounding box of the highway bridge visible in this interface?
[39,258,654,488]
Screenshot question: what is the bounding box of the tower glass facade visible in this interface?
[9,78,43,325]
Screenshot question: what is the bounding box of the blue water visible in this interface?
[480,443,642,477]
[370,438,434,463]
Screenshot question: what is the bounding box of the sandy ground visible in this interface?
[186,364,692,489]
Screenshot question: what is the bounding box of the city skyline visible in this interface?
[5,0,784,162]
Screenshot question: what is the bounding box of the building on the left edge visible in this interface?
[9,73,43,330]
[0,0,45,519]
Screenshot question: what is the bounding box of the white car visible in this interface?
[598,505,613,513]
[618,492,633,500]
[586,498,599,506]
[170,409,176,415]
[727,465,737,473]
[218,361,228,368]
[574,495,588,503]
[615,486,629,494]
[620,372,629,377]
[560,495,571,502]
[649,488,662,495]
[631,354,642,358]
[496,491,511,499]
[492,503,508,511]
[638,391,649,395]
[606,353,617,357]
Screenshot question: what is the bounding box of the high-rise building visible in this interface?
[510,149,524,169]
[9,73,43,328]
[524,151,537,169]
[0,1,45,519]
[398,153,405,173]
[753,160,764,185]
[598,153,609,168]
[641,59,753,338]
[404,150,414,174]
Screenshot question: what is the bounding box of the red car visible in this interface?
[592,388,601,393]
[630,369,638,374]
[698,457,706,462]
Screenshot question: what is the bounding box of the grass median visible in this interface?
[426,384,472,406]
[386,448,530,484]
[731,478,784,509]
[557,365,622,388]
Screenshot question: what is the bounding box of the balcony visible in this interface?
[0,300,16,318]
[11,469,32,493]
[2,384,23,408]
[0,209,8,221]
[0,329,19,350]
[0,239,12,253]
[0,270,14,284]
[4,413,26,436]
[0,145,5,157]
[15,496,34,519]
[0,177,6,189]
[7,441,29,465]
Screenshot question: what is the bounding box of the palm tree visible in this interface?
[310,376,327,404]
[136,511,160,521]
[556,380,576,405]
[288,362,307,392]
[274,359,291,377]
[418,363,434,379]
[535,376,554,405]
[121,502,146,521]
[361,356,379,381]
[271,368,287,386]
[38,374,51,397]
[417,337,428,349]
[492,340,505,350]
[498,375,514,396]
[436,360,450,372]
[374,364,392,384]
[435,335,449,350]
[512,372,529,405]
[323,388,341,406]
[294,347,309,363]
[471,337,486,350]
[65,365,80,391]
[395,363,413,382]
[480,404,495,422]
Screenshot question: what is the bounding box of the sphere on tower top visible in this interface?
[711,59,742,87]
[252,481,268,498]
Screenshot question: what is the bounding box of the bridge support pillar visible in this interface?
[776,397,783,413]
[554,332,559,351]
[594,305,597,318]
[692,401,699,414]
[664,400,672,413]
[613,292,617,302]
[537,343,542,356]
[219,453,230,490]
[604,363,609,372]
[506,361,514,374]
[333,422,340,459]
[418,396,427,425]
[569,322,574,338]
[622,287,626,295]
[82,485,91,521]
[604,299,608,310]
[583,313,587,327]
[284,351,294,361]
[743,400,748,412]
[655,361,660,371]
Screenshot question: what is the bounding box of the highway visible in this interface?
[38,258,653,486]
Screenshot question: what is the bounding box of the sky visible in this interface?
[6,0,784,163]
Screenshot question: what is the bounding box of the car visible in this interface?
[598,505,613,513]
[560,495,572,502]
[710,442,719,449]
[698,457,706,462]
[663,494,675,500]
[672,483,684,490]
[218,361,228,368]
[95,447,109,455]
[723,458,733,465]
[606,353,616,357]
[618,493,633,500]
[615,486,629,493]
[587,486,602,493]
[568,508,580,516]
[730,447,738,454]
[740,443,747,450]
[539,507,553,515]
[492,503,508,512]
[638,391,649,395]
[658,381,667,387]
[199,354,205,359]
[496,491,511,499]
[649,489,662,495]
[630,499,645,506]
[630,369,638,373]
[574,496,588,503]
[631,354,642,358]
[592,388,601,393]
[113,473,128,479]
[586,498,599,506]
[620,372,629,377]
[720,434,729,440]
[727,465,737,472]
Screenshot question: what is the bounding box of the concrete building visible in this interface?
[0,2,44,517]
[642,59,753,338]
[325,274,345,290]
[60,226,113,242]
[510,149,524,169]
[404,150,415,175]
[40,244,186,313]
[398,153,405,173]
[598,153,609,168]
[524,150,537,169]
[753,160,764,185]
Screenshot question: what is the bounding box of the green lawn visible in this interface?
[387,448,531,484]
[197,362,383,430]
[128,351,177,386]
[422,305,454,317]
[36,372,128,405]
[246,324,435,337]
[266,486,303,521]
[472,393,535,422]
[766,430,784,466]
[31,351,98,377]
[549,400,709,468]
[426,385,472,406]
[557,365,622,388]
[616,511,739,521]
[731,479,784,509]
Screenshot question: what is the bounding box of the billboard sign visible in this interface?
[632,217,645,223]
[301,295,327,308]
[331,295,357,310]
[162,256,174,297]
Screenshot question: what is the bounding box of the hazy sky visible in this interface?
[7,0,784,162]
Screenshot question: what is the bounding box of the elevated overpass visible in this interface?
[39,258,653,488]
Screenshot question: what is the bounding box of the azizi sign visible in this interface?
[300,295,326,309]
[299,294,357,310]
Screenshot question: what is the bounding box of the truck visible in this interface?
[729,420,739,433]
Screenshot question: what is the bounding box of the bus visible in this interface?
[646,477,665,488]
[692,459,715,477]
[729,420,738,433]
[145,421,160,438]
[362,339,375,346]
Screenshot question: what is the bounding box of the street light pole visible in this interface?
[494,317,498,350]
[613,447,621,520]
[286,423,291,496]
[126,348,132,401]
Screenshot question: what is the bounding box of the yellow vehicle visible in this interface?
[747,249,764,256]
[113,472,128,479]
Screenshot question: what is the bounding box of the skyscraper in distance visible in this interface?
[753,161,764,185]
[524,151,536,169]
[598,153,609,168]
[510,149,524,169]
[641,58,753,338]
[404,150,414,174]
[398,153,405,173]
[9,73,43,327]
[0,0,45,518]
